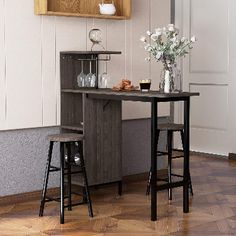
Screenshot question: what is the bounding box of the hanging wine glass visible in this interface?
[99,61,110,88]
[85,60,96,87]
[77,60,86,87]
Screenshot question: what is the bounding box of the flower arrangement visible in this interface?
[140,24,196,71]
[140,24,196,92]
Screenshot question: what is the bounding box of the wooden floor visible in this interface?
[1,155,236,236]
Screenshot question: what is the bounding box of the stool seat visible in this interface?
[158,123,184,131]
[47,133,84,142]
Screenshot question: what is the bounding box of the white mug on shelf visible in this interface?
[99,0,116,15]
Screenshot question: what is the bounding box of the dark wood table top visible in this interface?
[61,88,199,102]
[60,51,122,55]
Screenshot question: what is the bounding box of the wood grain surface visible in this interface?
[35,0,131,18]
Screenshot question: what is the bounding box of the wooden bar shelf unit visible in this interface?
[35,0,131,20]
[60,51,122,187]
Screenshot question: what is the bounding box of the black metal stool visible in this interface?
[146,123,193,200]
[39,133,93,224]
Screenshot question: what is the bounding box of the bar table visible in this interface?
[61,88,199,221]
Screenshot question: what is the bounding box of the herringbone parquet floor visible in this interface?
[0,155,236,236]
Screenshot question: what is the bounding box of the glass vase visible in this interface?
[172,64,182,92]
[159,64,182,93]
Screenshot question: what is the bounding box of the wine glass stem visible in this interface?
[81,61,84,73]
[90,60,92,73]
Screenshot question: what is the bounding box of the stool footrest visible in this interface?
[157,177,168,182]
[64,202,87,208]
[157,151,184,159]
[45,195,69,202]
[157,180,185,191]
[171,173,183,178]
[45,192,86,203]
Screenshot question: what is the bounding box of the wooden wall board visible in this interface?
[0,0,170,131]
[41,16,57,126]
[55,16,87,125]
[150,0,170,117]
[5,0,42,129]
[122,0,151,120]
[106,20,126,86]
[0,0,6,129]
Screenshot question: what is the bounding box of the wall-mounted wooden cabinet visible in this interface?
[35,0,131,20]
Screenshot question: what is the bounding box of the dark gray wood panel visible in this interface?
[61,93,83,127]
[83,97,122,185]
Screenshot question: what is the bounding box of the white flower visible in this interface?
[140,24,196,65]
[140,36,147,42]
[155,28,162,36]
[144,45,152,52]
[146,30,152,36]
[151,34,159,41]
[191,36,196,42]
[170,36,177,42]
[167,24,175,32]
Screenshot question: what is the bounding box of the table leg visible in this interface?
[151,98,157,221]
[183,98,190,213]
[60,142,65,224]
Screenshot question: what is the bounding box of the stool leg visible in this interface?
[181,130,193,196]
[146,130,160,195]
[82,187,87,203]
[146,168,152,196]
[60,142,65,224]
[39,141,54,217]
[188,172,194,196]
[81,157,93,217]
[167,130,173,201]
[66,143,72,211]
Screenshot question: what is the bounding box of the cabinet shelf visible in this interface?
[35,0,131,20]
[61,124,83,132]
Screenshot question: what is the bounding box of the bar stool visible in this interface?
[146,123,193,200]
[39,133,93,224]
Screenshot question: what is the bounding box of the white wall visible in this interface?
[0,0,170,131]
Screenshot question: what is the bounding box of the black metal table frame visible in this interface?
[77,90,197,221]
[150,96,190,221]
